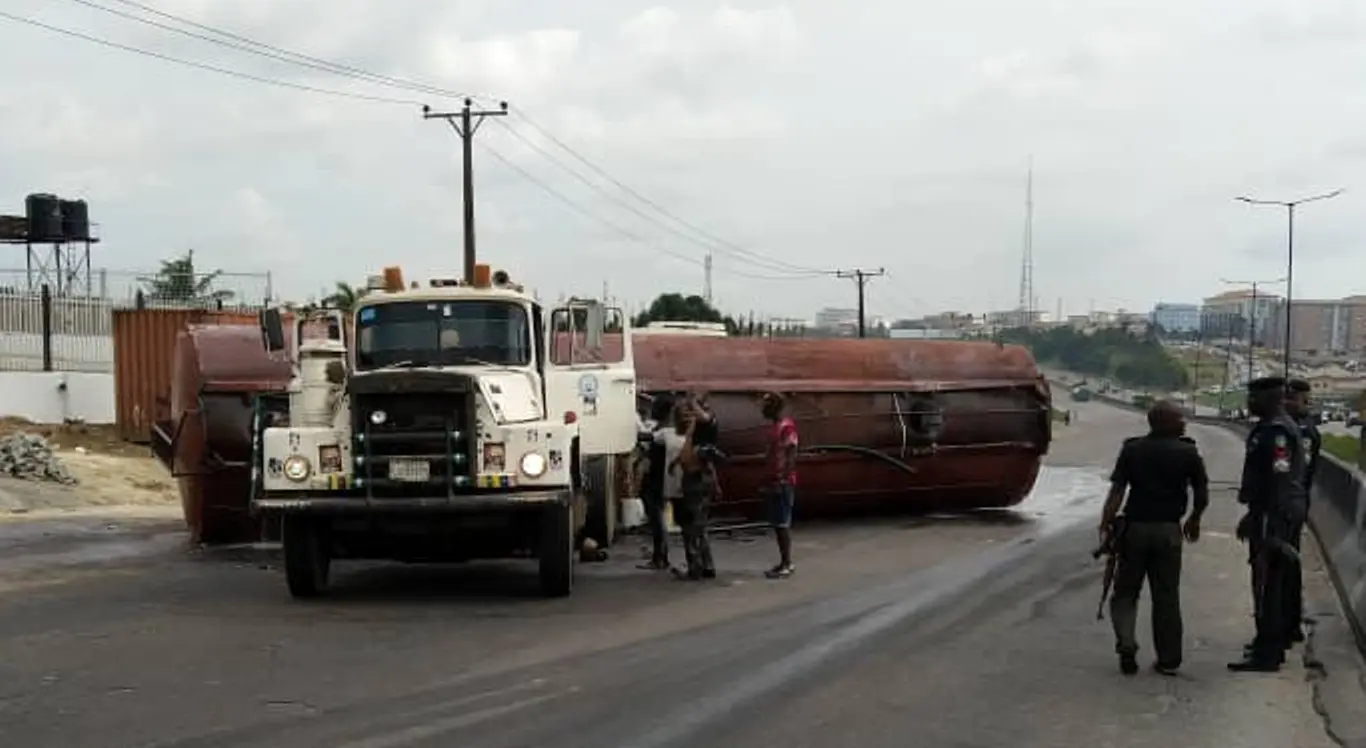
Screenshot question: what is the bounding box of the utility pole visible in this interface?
[423,98,510,283]
[703,252,713,305]
[836,267,885,338]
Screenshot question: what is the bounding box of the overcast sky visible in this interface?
[1,0,1362,322]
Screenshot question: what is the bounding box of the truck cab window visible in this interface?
[356,300,532,370]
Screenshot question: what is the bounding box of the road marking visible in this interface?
[334,691,561,748]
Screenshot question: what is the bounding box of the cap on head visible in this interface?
[1247,375,1287,394]
[1287,378,1312,394]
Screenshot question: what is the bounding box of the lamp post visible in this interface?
[1236,189,1345,377]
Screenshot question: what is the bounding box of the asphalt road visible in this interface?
[0,399,1361,748]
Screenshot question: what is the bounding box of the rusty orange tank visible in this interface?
[629,336,1052,519]
[151,324,292,544]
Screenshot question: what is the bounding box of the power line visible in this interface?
[20,0,836,282]
[506,108,833,275]
[491,119,828,277]
[477,143,819,281]
[0,9,422,105]
[60,0,830,277]
[87,0,482,100]
[57,0,475,100]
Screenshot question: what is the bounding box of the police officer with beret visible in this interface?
[1230,375,1309,673]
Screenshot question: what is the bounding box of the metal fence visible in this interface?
[0,283,269,373]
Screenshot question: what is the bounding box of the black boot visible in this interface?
[1229,652,1282,672]
[1119,652,1138,676]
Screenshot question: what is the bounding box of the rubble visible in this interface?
[0,433,78,485]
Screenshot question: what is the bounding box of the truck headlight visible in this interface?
[283,455,312,482]
[369,410,387,425]
[519,452,547,478]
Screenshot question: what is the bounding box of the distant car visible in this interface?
[1349,416,1363,429]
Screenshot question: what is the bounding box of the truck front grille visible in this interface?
[353,393,475,497]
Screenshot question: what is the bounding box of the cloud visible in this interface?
[1,0,1365,324]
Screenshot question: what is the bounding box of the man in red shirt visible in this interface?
[761,392,798,579]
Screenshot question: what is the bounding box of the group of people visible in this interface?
[632,391,800,581]
[1099,375,1322,675]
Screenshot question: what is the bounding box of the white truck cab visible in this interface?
[250,265,636,599]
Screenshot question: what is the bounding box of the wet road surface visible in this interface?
[0,398,1359,747]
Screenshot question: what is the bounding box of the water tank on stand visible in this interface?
[59,199,89,241]
[24,193,62,242]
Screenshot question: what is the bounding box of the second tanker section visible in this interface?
[629,335,1052,518]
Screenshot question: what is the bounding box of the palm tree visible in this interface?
[322,281,365,314]
[139,250,235,305]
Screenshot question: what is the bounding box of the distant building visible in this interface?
[814,307,859,331]
[985,309,1044,328]
[1150,303,1200,333]
[1202,289,1280,345]
[889,328,965,340]
[1262,296,1366,356]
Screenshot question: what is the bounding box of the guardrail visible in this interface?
[1070,384,1366,652]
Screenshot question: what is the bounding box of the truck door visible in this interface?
[547,302,636,456]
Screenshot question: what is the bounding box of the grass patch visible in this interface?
[1322,433,1360,464]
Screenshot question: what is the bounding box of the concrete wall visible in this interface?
[0,372,116,424]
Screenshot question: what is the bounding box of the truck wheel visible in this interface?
[581,455,617,548]
[282,516,330,599]
[539,501,574,597]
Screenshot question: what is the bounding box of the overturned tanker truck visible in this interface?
[628,335,1053,517]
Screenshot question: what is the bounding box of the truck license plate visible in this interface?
[389,459,431,483]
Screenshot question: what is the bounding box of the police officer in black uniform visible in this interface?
[1283,378,1322,644]
[1099,399,1209,676]
[1230,376,1309,673]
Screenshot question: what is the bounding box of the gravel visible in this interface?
[0,433,78,485]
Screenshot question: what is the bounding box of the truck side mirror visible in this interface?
[584,303,605,349]
[259,308,285,352]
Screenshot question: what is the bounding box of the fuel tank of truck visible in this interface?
[629,336,1052,518]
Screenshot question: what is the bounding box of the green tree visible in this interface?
[632,292,741,334]
[140,250,234,304]
[323,281,366,314]
[999,325,1188,391]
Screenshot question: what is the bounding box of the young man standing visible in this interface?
[761,392,799,579]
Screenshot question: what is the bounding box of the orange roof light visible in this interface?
[382,266,405,292]
[472,263,492,288]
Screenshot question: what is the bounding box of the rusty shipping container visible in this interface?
[150,324,293,545]
[113,308,265,443]
[628,335,1052,518]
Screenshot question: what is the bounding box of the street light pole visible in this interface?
[1236,189,1344,378]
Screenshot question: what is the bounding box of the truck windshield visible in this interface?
[355,300,532,370]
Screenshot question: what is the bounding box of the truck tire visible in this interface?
[539,501,574,597]
[282,516,330,599]
[581,454,617,548]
